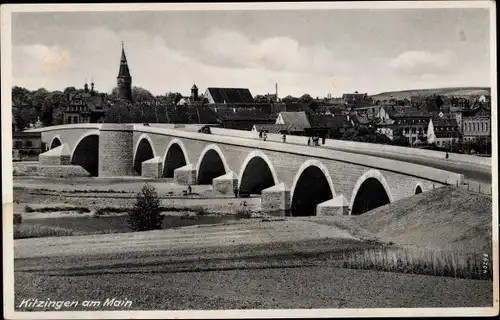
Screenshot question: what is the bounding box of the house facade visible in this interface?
[12,131,43,161]
[376,105,431,143]
[427,115,461,147]
[63,83,106,124]
[462,107,491,142]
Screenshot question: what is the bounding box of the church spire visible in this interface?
[118,41,131,78]
[117,41,132,101]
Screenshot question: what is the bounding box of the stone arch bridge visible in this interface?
[29,123,464,216]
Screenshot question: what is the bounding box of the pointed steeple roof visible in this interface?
[118,41,131,78]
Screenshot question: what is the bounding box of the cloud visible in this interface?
[12,44,72,90]
[389,50,455,75]
[199,27,348,76]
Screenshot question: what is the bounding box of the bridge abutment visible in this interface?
[98,124,135,177]
[261,183,291,216]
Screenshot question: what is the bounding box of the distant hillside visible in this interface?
[370,87,491,101]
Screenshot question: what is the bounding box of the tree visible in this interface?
[41,91,65,126]
[166,92,182,105]
[104,99,134,123]
[32,88,50,115]
[392,134,409,147]
[63,86,77,96]
[281,95,298,104]
[132,86,155,103]
[342,128,358,140]
[127,183,163,231]
[13,106,36,130]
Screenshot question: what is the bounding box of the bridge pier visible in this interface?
[174,164,197,185]
[261,183,291,216]
[98,124,135,177]
[212,171,238,196]
[316,195,350,216]
[141,156,162,178]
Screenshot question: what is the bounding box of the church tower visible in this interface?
[117,41,132,101]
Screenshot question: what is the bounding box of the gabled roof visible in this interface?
[253,123,288,133]
[385,105,431,118]
[210,107,273,121]
[430,115,458,127]
[277,111,311,131]
[206,87,254,104]
[309,114,351,129]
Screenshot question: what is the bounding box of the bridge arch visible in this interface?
[349,169,394,215]
[290,160,335,217]
[414,183,423,195]
[238,150,279,195]
[49,136,62,150]
[163,139,190,178]
[196,144,229,185]
[133,134,156,175]
[70,131,99,176]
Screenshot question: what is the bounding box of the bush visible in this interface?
[24,205,34,213]
[127,183,164,231]
[13,214,23,225]
[193,206,208,216]
[235,208,252,219]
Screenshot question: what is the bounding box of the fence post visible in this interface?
[433,184,435,190]
[479,184,481,194]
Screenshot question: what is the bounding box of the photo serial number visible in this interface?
[17,298,133,309]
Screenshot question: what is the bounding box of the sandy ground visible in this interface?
[13,177,261,214]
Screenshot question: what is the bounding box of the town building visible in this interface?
[306,114,353,138]
[275,111,311,135]
[63,82,106,124]
[204,87,255,105]
[12,131,43,161]
[427,115,461,147]
[210,106,274,130]
[342,91,372,107]
[376,105,431,143]
[462,106,491,142]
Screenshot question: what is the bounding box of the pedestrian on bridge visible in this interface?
[282,134,286,143]
[307,137,311,146]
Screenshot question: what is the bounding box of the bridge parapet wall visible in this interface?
[211,127,491,167]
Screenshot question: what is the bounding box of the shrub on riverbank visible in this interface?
[127,183,163,231]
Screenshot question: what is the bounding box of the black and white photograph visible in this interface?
[2,2,498,318]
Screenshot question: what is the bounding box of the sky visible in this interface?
[11,7,492,97]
